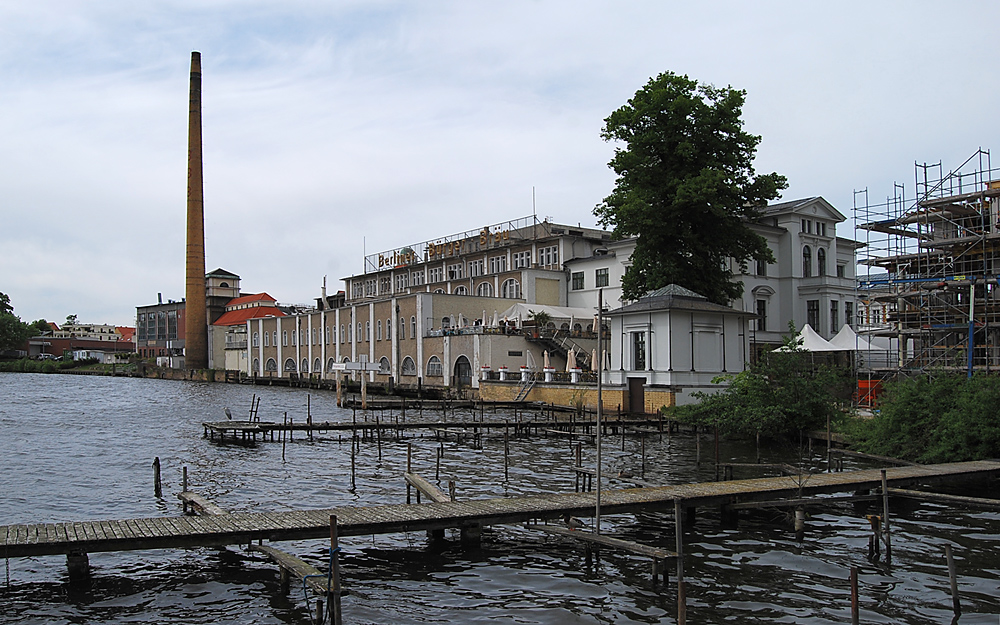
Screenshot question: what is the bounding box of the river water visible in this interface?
[0,372,998,624]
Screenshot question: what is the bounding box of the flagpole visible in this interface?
[596,288,603,534]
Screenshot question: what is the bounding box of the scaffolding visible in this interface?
[855,148,1000,392]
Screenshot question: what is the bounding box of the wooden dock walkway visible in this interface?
[3,460,997,561]
[202,416,670,443]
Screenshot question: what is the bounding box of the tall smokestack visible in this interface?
[184,51,208,369]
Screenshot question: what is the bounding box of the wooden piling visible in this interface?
[152,457,162,498]
[407,443,412,504]
[945,543,961,616]
[674,498,686,625]
[881,469,891,564]
[504,428,509,481]
[850,566,859,625]
[350,442,356,490]
[329,515,343,625]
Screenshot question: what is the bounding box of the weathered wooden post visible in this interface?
[406,443,412,504]
[504,428,509,481]
[436,444,442,481]
[674,498,686,625]
[945,543,961,616]
[794,507,806,541]
[850,566,859,625]
[376,415,382,461]
[329,515,342,625]
[152,457,162,498]
[881,469,891,564]
[350,442,356,490]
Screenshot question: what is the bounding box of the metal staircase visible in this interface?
[513,372,536,402]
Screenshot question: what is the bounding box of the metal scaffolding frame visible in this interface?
[855,149,1000,392]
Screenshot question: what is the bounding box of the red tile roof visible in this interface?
[213,307,286,326]
[116,326,136,341]
[226,293,277,307]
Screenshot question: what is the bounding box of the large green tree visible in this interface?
[0,292,35,352]
[595,72,787,304]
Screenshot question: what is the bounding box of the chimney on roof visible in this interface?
[158,292,162,305]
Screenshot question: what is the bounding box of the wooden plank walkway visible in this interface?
[3,460,997,560]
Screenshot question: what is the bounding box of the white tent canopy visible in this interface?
[498,303,597,324]
[775,323,840,352]
[829,324,886,351]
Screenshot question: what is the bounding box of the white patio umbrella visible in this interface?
[591,349,597,371]
[566,348,577,371]
[543,350,550,369]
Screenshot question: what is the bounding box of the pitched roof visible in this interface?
[226,292,277,307]
[212,307,286,326]
[116,326,135,341]
[605,284,749,316]
[207,268,240,279]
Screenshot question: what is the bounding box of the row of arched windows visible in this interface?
[802,246,826,278]
[255,354,440,377]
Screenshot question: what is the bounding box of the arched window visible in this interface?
[454,285,468,295]
[386,318,392,339]
[817,248,826,276]
[501,278,521,299]
[401,356,416,376]
[272,331,277,347]
[283,358,296,371]
[476,282,494,297]
[252,332,259,347]
[343,356,351,363]
[325,326,331,344]
[340,324,345,344]
[291,330,296,346]
[365,321,371,342]
[357,322,362,342]
[400,317,406,341]
[263,331,269,347]
[313,358,321,372]
[378,357,390,374]
[377,320,382,341]
[253,358,260,372]
[411,316,416,338]
[301,358,309,372]
[434,288,445,294]
[327,358,336,372]
[802,246,812,278]
[442,316,451,328]
[426,355,443,377]
[282,330,288,346]
[265,358,277,371]
[312,328,317,345]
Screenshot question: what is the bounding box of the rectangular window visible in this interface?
[512,251,531,269]
[428,266,443,283]
[831,301,839,334]
[571,272,584,290]
[379,276,391,294]
[836,264,845,278]
[396,273,409,291]
[447,263,464,280]
[410,270,425,286]
[489,256,507,274]
[351,282,364,299]
[632,332,646,370]
[802,219,807,233]
[756,258,767,277]
[157,312,167,341]
[468,259,484,277]
[538,246,559,267]
[845,302,853,328]
[364,279,376,296]
[807,300,820,329]
[507,350,523,357]
[756,299,767,332]
[596,268,609,288]
[166,310,178,340]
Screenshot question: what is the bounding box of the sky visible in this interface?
[2,1,998,326]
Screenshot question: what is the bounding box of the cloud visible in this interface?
[1,1,999,324]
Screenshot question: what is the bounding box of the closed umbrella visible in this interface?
[543,350,550,369]
[566,348,577,371]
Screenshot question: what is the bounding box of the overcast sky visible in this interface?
[2,1,998,326]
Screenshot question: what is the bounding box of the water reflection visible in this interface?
[1,373,999,623]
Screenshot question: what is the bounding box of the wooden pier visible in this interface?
[3,460,998,563]
[202,416,670,444]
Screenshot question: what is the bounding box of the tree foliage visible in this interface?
[683,331,847,440]
[0,292,35,352]
[850,374,1000,463]
[595,71,787,304]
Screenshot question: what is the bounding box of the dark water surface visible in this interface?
[1,372,999,624]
